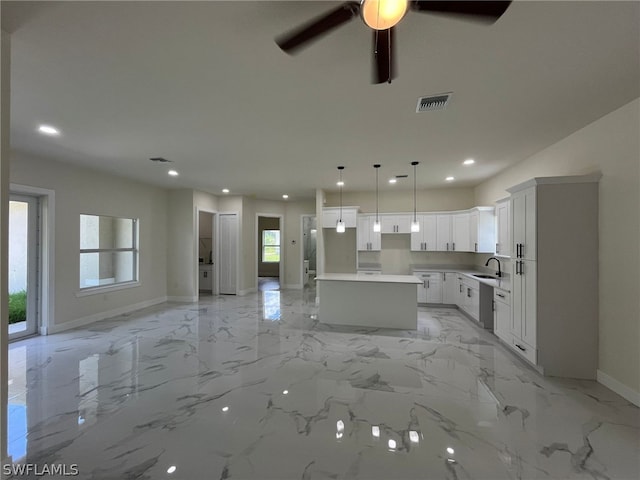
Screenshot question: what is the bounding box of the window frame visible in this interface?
[262,229,281,263]
[78,214,140,295]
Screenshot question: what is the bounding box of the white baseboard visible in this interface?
[166,295,198,302]
[47,297,167,334]
[238,288,257,296]
[597,369,640,407]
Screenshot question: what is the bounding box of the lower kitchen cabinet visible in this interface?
[459,277,480,321]
[493,288,510,342]
[199,264,214,291]
[415,271,442,304]
[442,272,458,304]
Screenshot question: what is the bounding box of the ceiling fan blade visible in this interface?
[372,27,397,84]
[276,1,360,54]
[410,1,512,23]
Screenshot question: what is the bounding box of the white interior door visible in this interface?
[9,194,39,340]
[218,214,237,295]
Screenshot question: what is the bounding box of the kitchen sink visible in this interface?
[473,274,498,279]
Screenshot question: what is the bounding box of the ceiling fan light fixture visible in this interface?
[361,0,408,30]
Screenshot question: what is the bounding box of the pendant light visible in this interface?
[410,161,420,233]
[336,166,346,233]
[373,164,381,232]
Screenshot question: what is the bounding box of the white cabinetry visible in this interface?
[436,215,452,251]
[506,174,600,378]
[469,207,496,253]
[442,272,458,304]
[322,207,358,229]
[493,288,510,342]
[415,271,442,304]
[459,276,480,321]
[381,214,412,234]
[452,213,470,252]
[199,264,214,291]
[495,199,510,257]
[511,188,536,260]
[357,215,381,251]
[410,214,437,251]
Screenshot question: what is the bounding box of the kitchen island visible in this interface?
[316,273,422,329]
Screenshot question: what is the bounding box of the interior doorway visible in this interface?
[301,215,317,288]
[8,194,39,340]
[197,210,215,297]
[257,215,283,291]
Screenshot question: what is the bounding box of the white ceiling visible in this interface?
[3,1,639,200]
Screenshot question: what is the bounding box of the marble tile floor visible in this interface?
[6,287,640,480]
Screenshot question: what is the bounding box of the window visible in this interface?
[262,230,280,263]
[79,214,138,289]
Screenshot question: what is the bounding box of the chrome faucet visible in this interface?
[485,257,502,277]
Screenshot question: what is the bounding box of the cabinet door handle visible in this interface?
[460,284,463,293]
[443,273,446,281]
[452,242,456,251]
[515,344,526,352]
[427,280,430,289]
[446,242,449,251]
[475,242,478,252]
[497,293,505,298]
[467,288,471,298]
[496,243,499,253]
[492,300,495,312]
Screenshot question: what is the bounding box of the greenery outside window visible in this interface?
[262,230,280,263]
[79,214,139,289]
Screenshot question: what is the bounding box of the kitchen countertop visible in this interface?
[411,265,511,292]
[316,273,422,284]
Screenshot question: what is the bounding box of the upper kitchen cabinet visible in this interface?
[452,212,470,252]
[436,214,452,251]
[322,207,358,229]
[511,188,536,260]
[469,207,496,253]
[410,214,437,251]
[357,214,381,251]
[495,199,510,257]
[380,214,412,234]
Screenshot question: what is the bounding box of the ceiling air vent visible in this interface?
[395,175,408,179]
[416,92,452,113]
[149,157,172,163]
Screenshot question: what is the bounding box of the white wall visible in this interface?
[284,199,315,287]
[1,28,11,471]
[324,187,476,212]
[166,189,195,300]
[10,152,169,326]
[474,99,640,398]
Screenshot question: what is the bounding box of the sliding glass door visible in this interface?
[9,194,39,340]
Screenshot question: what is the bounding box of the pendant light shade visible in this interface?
[361,0,408,30]
[411,161,420,233]
[336,166,346,233]
[373,164,381,232]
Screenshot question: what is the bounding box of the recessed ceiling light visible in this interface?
[463,158,475,165]
[168,170,179,176]
[336,181,344,187]
[167,466,177,474]
[446,176,455,182]
[282,194,289,199]
[222,189,230,194]
[221,406,229,412]
[388,178,397,184]
[282,389,289,395]
[38,124,60,136]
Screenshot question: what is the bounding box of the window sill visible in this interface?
[76,281,140,297]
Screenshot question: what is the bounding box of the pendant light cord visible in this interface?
[412,161,419,222]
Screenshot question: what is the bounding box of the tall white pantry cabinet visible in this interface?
[507,174,600,379]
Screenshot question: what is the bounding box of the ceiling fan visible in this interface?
[275,1,512,84]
